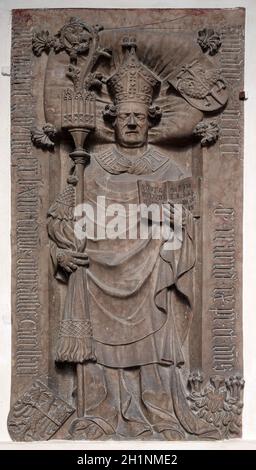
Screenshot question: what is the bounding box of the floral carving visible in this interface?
[32,17,94,61]
[31,123,57,150]
[32,30,54,56]
[187,372,244,438]
[33,17,111,96]
[193,120,220,146]
[197,28,222,55]
[66,64,81,89]
[85,72,106,91]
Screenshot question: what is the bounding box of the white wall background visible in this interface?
[0,0,256,449]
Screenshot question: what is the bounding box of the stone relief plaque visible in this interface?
[9,8,244,441]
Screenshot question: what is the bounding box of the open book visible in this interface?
[137,177,200,216]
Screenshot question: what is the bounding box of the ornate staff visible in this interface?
[61,91,95,417]
[59,20,111,418]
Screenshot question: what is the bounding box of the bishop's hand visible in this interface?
[56,248,89,274]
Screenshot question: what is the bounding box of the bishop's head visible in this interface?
[103,38,162,148]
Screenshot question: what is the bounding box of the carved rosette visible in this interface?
[193,120,220,146]
[197,28,222,55]
[31,123,57,150]
[32,30,53,56]
[32,17,93,61]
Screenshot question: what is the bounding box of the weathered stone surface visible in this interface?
[9,8,244,441]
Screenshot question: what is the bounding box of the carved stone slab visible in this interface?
[10,8,244,441]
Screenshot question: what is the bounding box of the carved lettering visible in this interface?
[12,24,41,376]
[210,206,237,372]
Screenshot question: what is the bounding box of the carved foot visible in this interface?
[67,417,114,440]
[161,429,185,441]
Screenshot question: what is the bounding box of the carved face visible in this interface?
[114,102,149,148]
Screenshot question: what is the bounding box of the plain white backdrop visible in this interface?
[0,0,256,449]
